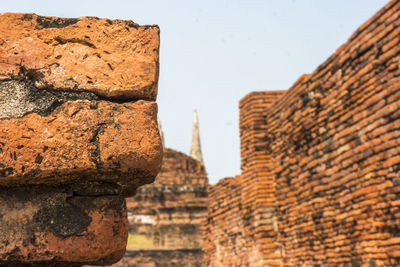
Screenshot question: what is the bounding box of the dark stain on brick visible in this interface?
[351,259,360,267]
[369,258,376,267]
[300,92,310,106]
[34,154,43,164]
[0,167,14,177]
[35,16,79,29]
[33,200,91,237]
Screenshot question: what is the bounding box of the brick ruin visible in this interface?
[114,147,208,267]
[113,112,208,266]
[203,1,400,266]
[203,92,285,267]
[0,13,209,267]
[2,2,400,267]
[0,13,162,266]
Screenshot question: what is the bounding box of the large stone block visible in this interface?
[0,186,127,266]
[0,96,162,195]
[0,13,160,100]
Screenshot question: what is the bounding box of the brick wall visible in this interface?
[203,176,244,266]
[240,91,286,266]
[204,92,285,267]
[203,0,400,266]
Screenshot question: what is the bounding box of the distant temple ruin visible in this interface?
[203,1,400,266]
[114,112,208,267]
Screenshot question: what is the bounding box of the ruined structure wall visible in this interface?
[204,92,286,267]
[115,148,208,267]
[271,1,400,265]
[204,0,400,266]
[204,92,285,267]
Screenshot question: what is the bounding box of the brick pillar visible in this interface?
[0,13,162,266]
[238,91,285,266]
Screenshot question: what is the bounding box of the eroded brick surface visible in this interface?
[0,100,162,194]
[0,186,127,266]
[204,1,400,266]
[0,13,160,100]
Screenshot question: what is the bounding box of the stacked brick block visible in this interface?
[239,91,286,266]
[204,0,400,266]
[0,13,162,266]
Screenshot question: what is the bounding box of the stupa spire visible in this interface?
[157,117,165,147]
[190,109,203,163]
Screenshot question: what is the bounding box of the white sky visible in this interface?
[1,0,390,184]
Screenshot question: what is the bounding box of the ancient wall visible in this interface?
[239,91,286,266]
[203,92,285,267]
[114,148,208,267]
[204,0,400,266]
[0,13,162,266]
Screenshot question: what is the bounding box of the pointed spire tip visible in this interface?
[190,109,203,163]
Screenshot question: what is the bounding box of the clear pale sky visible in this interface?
[1,0,389,184]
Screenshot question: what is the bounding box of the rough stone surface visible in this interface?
[0,99,163,195]
[0,13,160,100]
[113,148,208,267]
[0,186,127,265]
[204,1,400,266]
